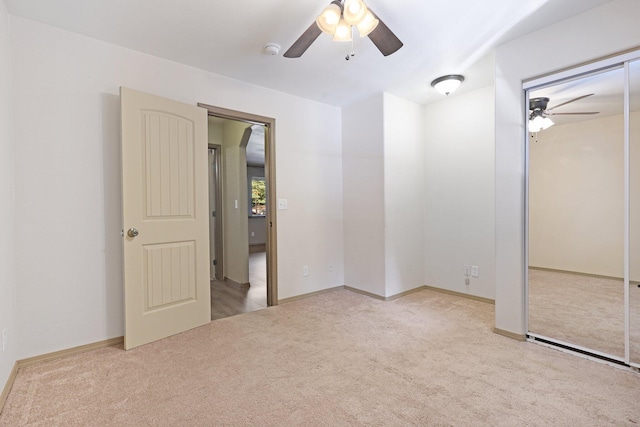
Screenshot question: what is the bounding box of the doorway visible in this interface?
[525,52,640,367]
[200,103,278,320]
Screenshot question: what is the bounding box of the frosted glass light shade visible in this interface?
[356,10,379,37]
[529,115,554,132]
[343,0,368,25]
[430,75,465,95]
[316,3,342,35]
[333,18,353,42]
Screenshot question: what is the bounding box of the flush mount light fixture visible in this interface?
[431,75,465,96]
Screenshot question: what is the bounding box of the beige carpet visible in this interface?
[1,288,639,426]
[529,268,640,360]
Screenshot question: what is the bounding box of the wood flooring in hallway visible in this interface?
[211,251,267,320]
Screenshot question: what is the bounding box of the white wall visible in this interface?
[221,120,250,284]
[383,93,425,297]
[342,94,386,296]
[530,111,640,280]
[208,119,222,146]
[11,16,344,359]
[0,0,16,393]
[530,114,620,277]
[495,0,640,335]
[424,86,496,300]
[342,93,426,298]
[248,217,266,246]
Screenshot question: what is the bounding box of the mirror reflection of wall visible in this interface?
[528,66,626,359]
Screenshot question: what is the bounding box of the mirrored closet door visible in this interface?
[528,66,626,360]
[527,51,640,367]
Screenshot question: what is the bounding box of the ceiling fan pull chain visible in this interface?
[346,27,356,61]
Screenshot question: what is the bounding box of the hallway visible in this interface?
[210,252,267,320]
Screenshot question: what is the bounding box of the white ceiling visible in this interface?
[4,0,615,107]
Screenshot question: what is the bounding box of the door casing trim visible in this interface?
[207,144,224,281]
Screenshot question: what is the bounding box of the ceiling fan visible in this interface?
[529,93,599,132]
[283,0,403,59]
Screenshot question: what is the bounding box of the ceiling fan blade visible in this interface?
[547,93,594,111]
[367,11,403,56]
[283,22,322,58]
[548,112,600,115]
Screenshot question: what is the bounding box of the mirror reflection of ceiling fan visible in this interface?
[529,93,600,132]
[283,0,403,59]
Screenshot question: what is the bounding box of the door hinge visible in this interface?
[213,259,217,266]
[212,211,216,217]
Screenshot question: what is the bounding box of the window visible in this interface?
[250,176,266,216]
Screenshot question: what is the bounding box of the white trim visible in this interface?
[523,50,640,90]
[524,91,531,334]
[624,61,631,364]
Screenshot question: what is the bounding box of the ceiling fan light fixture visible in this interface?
[431,75,464,95]
[529,112,554,132]
[343,0,368,25]
[316,3,342,35]
[356,10,379,37]
[285,1,402,58]
[333,18,353,42]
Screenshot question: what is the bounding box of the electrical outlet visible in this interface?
[303,266,309,277]
[2,329,6,352]
[464,265,471,277]
[471,266,479,278]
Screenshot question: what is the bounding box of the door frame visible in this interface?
[208,143,224,281]
[198,102,278,306]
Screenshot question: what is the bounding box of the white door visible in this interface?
[120,87,210,350]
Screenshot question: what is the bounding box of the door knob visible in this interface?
[127,228,139,238]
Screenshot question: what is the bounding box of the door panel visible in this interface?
[121,87,210,350]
